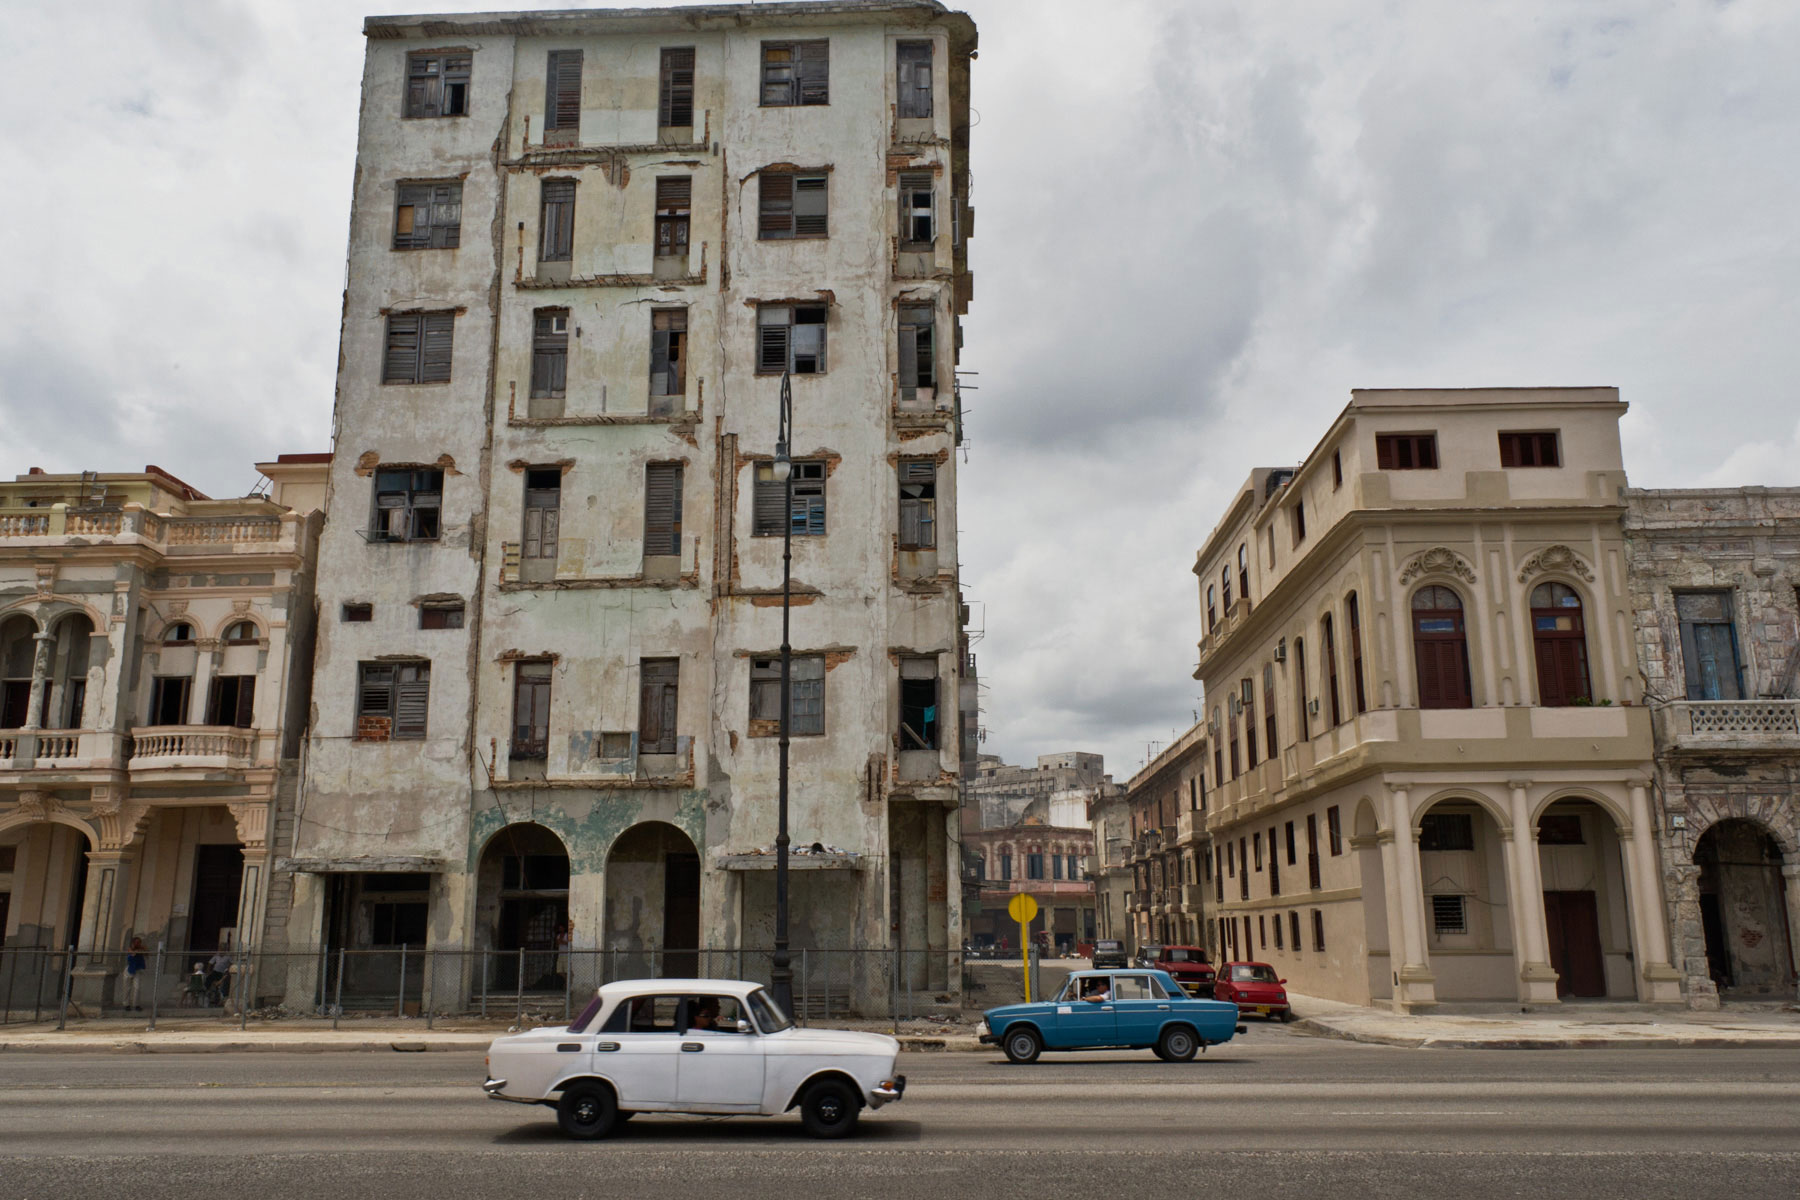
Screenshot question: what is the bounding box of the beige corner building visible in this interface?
[1195,388,1681,1011]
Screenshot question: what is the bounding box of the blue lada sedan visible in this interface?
[977,969,1245,1063]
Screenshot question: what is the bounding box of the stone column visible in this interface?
[1388,786,1436,1010]
[187,638,220,725]
[70,848,133,1009]
[1669,863,1719,1010]
[1623,781,1683,1003]
[1507,780,1560,1002]
[21,630,53,735]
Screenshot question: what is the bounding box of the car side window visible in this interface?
[1147,977,1170,1000]
[624,995,682,1032]
[1113,974,1152,1001]
[1056,978,1081,1002]
[598,1000,630,1033]
[684,994,751,1033]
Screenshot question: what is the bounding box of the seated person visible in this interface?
[1081,977,1111,1003]
[689,998,721,1030]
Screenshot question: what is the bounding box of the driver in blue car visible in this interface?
[1081,977,1111,1003]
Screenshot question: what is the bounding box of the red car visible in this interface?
[1135,945,1216,999]
[1213,961,1292,1022]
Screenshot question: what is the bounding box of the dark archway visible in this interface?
[477,823,570,991]
[1695,820,1793,996]
[604,822,700,976]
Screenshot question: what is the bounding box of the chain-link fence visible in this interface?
[0,944,991,1034]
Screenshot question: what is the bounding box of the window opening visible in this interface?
[531,309,568,399]
[753,460,825,537]
[750,655,824,735]
[758,172,828,239]
[761,40,828,106]
[899,304,934,399]
[1376,433,1438,470]
[405,52,470,118]
[899,657,939,750]
[639,658,679,755]
[898,460,937,550]
[757,305,827,374]
[658,47,695,127]
[1676,590,1743,701]
[1499,431,1560,468]
[372,468,443,542]
[655,177,691,257]
[1412,585,1472,709]
[643,463,684,557]
[511,661,552,759]
[382,313,454,384]
[896,41,932,117]
[650,309,687,397]
[544,50,583,134]
[899,172,934,244]
[1530,581,1591,706]
[393,182,462,250]
[539,179,575,263]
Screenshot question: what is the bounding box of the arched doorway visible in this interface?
[1415,798,1512,999]
[604,822,700,976]
[0,614,37,728]
[476,823,569,991]
[1695,820,1794,997]
[1536,798,1632,998]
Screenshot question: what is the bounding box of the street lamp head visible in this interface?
[772,449,792,482]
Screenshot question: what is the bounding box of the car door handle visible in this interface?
[1157,1005,1170,1011]
[1101,1005,1113,1011]
[681,1042,704,1052]
[557,1043,582,1052]
[596,1042,620,1053]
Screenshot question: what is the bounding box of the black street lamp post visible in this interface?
[770,371,795,1016]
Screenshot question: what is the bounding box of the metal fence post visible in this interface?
[425,951,435,1030]
[800,949,809,1027]
[239,943,252,1031]
[148,942,163,1031]
[317,942,329,1015]
[332,947,345,1030]
[56,946,74,1031]
[35,948,49,1023]
[515,947,524,1026]
[397,943,408,1018]
[481,949,489,1019]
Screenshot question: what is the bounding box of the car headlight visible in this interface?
[976,1020,988,1037]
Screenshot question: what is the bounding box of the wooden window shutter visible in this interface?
[394,664,430,739]
[659,48,695,127]
[545,50,583,131]
[234,678,255,728]
[758,312,790,373]
[793,176,828,237]
[639,659,679,754]
[752,466,786,535]
[759,173,794,238]
[650,308,686,396]
[896,42,932,118]
[796,40,828,105]
[358,664,394,716]
[383,315,421,383]
[643,463,683,556]
[540,180,575,262]
[419,313,454,382]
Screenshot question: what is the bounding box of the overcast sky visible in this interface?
[3,0,1798,783]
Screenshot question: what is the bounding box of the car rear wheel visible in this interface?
[1279,1008,1295,1023]
[557,1083,619,1140]
[799,1079,861,1139]
[1002,1026,1042,1064]
[1157,1025,1199,1063]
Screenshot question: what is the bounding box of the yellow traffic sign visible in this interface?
[1007,893,1039,924]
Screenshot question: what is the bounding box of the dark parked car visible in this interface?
[1135,945,1215,998]
[1091,939,1128,969]
[1213,961,1292,1021]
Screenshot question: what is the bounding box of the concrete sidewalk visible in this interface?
[1286,989,1800,1049]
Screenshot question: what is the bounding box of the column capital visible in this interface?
[1781,863,1800,881]
[1626,778,1653,792]
[1506,779,1533,793]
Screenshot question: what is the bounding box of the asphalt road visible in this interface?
[3,1030,1799,1199]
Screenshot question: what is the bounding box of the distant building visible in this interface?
[1624,487,1800,1007]
[964,789,1099,953]
[1121,722,1210,951]
[1086,781,1132,949]
[966,751,1108,829]
[0,458,326,1009]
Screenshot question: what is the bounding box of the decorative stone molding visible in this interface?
[1516,544,1595,584]
[231,598,252,614]
[227,802,269,851]
[166,600,188,617]
[33,564,55,598]
[95,803,151,851]
[16,789,50,821]
[1399,547,1476,586]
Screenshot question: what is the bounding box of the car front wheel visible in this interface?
[799,1079,861,1139]
[1002,1026,1042,1064]
[557,1083,619,1140]
[1158,1025,1199,1062]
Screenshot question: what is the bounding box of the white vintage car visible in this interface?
[482,978,906,1139]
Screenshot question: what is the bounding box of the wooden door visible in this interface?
[189,844,243,952]
[1543,890,1606,998]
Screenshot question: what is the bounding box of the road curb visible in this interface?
[1287,1017,1800,1050]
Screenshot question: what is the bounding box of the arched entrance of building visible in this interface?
[604,822,700,976]
[1535,798,1634,999]
[1694,819,1794,997]
[1414,797,1512,1000]
[476,823,570,992]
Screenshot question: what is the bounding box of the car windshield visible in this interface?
[1231,964,1280,984]
[1165,949,1200,963]
[747,987,793,1033]
[1096,940,1122,950]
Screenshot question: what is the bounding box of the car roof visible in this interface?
[591,978,762,1002]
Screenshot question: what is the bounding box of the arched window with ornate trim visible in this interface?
[1412,585,1472,709]
[1530,581,1591,706]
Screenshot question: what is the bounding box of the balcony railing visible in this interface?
[1667,699,1800,746]
[128,725,256,762]
[0,506,286,548]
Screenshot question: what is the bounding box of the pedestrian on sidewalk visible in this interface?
[122,938,148,1011]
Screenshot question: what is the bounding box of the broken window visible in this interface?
[1676,590,1744,700]
[405,52,470,119]
[522,468,561,568]
[1412,585,1473,709]
[1419,812,1475,852]
[382,312,454,384]
[371,468,443,542]
[1321,612,1342,726]
[149,676,191,726]
[898,172,935,244]
[650,309,687,397]
[898,304,934,399]
[544,50,583,136]
[899,657,939,750]
[393,182,462,250]
[761,40,828,107]
[540,179,575,263]
[357,661,429,741]
[342,603,373,623]
[758,172,828,239]
[655,176,691,258]
[530,309,568,399]
[639,658,679,755]
[1499,430,1560,468]
[511,661,551,759]
[750,654,824,735]
[659,47,695,128]
[1376,433,1438,470]
[643,462,684,558]
[757,305,827,374]
[753,460,825,537]
[420,601,463,629]
[205,676,255,728]
[898,460,936,549]
[1531,581,1591,706]
[896,41,933,118]
[1346,591,1367,714]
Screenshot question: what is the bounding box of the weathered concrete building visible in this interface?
[1122,721,1212,951]
[288,2,977,998]
[0,459,325,1006]
[1625,488,1800,1007]
[966,751,1109,830]
[965,786,1098,952]
[1196,388,1681,1011]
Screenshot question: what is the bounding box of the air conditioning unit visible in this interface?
[1229,695,1243,717]
[1307,698,1321,716]
[1273,639,1287,663]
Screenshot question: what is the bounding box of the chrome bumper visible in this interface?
[869,1075,907,1109]
[482,1077,538,1104]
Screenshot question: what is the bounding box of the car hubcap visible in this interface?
[1172,1034,1192,1054]
[1011,1036,1031,1057]
[819,1097,843,1122]
[576,1099,598,1123]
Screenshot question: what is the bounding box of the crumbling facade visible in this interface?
[288,2,977,999]
[1196,388,1681,1011]
[0,459,324,1007]
[966,751,1109,830]
[1624,488,1800,1007]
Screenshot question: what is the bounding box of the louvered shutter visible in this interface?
[753,468,785,535]
[640,659,679,754]
[655,177,690,256]
[540,180,574,261]
[793,177,828,236]
[796,40,828,105]
[545,51,583,131]
[383,315,421,383]
[759,173,793,238]
[420,313,454,382]
[234,678,255,729]
[394,665,430,739]
[358,665,394,716]
[644,463,683,556]
[758,316,789,373]
[897,43,932,118]
[431,183,461,248]
[660,48,695,126]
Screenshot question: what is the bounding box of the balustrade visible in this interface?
[128,725,256,762]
